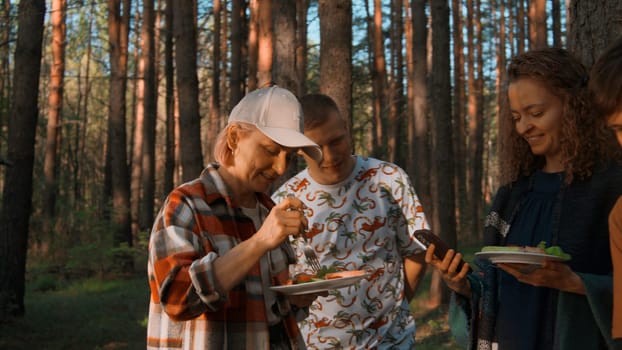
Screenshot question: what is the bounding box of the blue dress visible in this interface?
[495,170,562,350]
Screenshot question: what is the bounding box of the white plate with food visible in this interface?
[475,245,571,266]
[270,270,369,295]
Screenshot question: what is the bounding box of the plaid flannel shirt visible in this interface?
[147,165,304,349]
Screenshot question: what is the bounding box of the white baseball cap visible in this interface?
[228,86,322,162]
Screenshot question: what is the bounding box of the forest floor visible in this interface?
[0,270,462,349]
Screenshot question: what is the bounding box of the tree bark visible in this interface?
[0,0,10,162]
[452,0,466,236]
[371,0,387,158]
[272,0,297,92]
[43,0,66,220]
[140,0,156,231]
[107,0,133,255]
[567,0,622,67]
[528,0,547,49]
[207,0,222,163]
[257,0,273,87]
[551,0,561,47]
[470,0,485,241]
[319,0,352,126]
[163,0,174,194]
[429,0,455,307]
[248,0,260,91]
[173,0,203,181]
[0,0,45,319]
[404,0,415,175]
[516,0,525,53]
[295,0,309,97]
[412,0,431,215]
[388,0,404,164]
[230,0,245,106]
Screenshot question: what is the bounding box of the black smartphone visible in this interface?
[414,229,469,272]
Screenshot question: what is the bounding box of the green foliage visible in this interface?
[30,273,62,292]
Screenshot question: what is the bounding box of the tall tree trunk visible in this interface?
[517,0,525,53]
[269,0,295,102]
[130,13,145,237]
[0,0,10,164]
[76,0,95,206]
[470,0,484,241]
[452,0,466,235]
[163,0,174,194]
[507,0,514,57]
[270,0,298,192]
[551,0,561,47]
[428,0,455,307]
[230,0,245,106]
[495,0,507,204]
[272,0,297,92]
[465,0,476,232]
[371,0,387,158]
[412,0,431,215]
[404,0,415,174]
[44,0,66,219]
[388,0,403,164]
[207,0,222,163]
[248,0,259,91]
[107,0,133,257]
[257,0,273,87]
[0,0,45,319]
[295,0,308,97]
[567,0,622,67]
[528,0,547,49]
[319,0,352,126]
[173,0,203,181]
[140,0,156,231]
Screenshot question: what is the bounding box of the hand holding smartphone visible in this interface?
[414,229,470,273]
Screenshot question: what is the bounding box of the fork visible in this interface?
[286,195,322,272]
[299,228,322,273]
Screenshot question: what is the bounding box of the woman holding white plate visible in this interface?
[426,48,622,350]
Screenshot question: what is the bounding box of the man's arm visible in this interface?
[403,251,427,301]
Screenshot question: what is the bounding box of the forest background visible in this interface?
[0,0,620,347]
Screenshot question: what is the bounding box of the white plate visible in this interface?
[270,271,370,295]
[475,250,570,265]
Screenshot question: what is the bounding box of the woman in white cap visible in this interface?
[147,86,322,349]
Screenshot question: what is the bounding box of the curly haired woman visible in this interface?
[426,48,622,350]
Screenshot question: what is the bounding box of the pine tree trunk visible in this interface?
[528,0,547,49]
[43,0,66,220]
[412,0,431,214]
[173,0,203,181]
[257,0,273,87]
[163,0,174,194]
[230,0,245,106]
[140,0,156,231]
[567,0,622,67]
[319,0,352,125]
[107,0,133,260]
[428,0,455,307]
[0,0,45,320]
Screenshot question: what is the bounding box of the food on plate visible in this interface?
[481,240,571,260]
[324,270,367,280]
[285,266,367,285]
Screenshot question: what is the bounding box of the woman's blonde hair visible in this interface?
[212,122,256,164]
